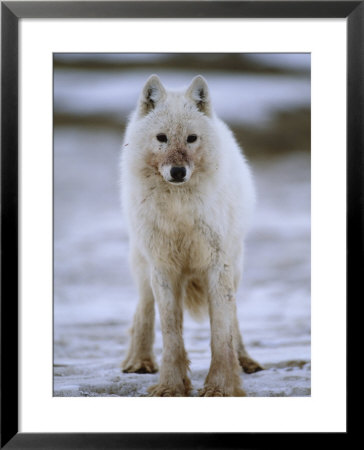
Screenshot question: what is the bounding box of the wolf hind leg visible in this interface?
[122,252,158,374]
[233,315,264,374]
[233,263,264,374]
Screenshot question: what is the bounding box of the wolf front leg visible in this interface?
[200,264,246,397]
[148,269,191,397]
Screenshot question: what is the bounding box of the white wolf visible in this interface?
[121,75,262,396]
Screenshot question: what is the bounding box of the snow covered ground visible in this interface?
[53,55,310,397]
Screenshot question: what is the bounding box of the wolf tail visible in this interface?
[183,279,208,320]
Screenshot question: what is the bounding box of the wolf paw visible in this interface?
[122,357,158,374]
[148,378,191,397]
[239,356,264,374]
[199,384,246,397]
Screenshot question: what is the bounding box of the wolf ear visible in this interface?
[139,74,166,116]
[186,75,211,116]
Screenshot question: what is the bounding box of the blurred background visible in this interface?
[53,54,311,397]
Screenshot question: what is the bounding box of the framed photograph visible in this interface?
[1,1,358,448]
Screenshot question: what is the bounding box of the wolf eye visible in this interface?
[156,133,168,143]
[187,134,197,143]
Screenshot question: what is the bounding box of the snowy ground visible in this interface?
[53,55,310,397]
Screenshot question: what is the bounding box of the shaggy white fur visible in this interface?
[120,75,262,396]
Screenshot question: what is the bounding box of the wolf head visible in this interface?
[127,75,219,186]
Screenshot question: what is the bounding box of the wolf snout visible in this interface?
[170,166,186,182]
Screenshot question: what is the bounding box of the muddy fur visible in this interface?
[120,75,263,396]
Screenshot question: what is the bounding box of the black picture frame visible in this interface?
[1,1,359,448]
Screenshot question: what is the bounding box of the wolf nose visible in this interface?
[170,166,186,181]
